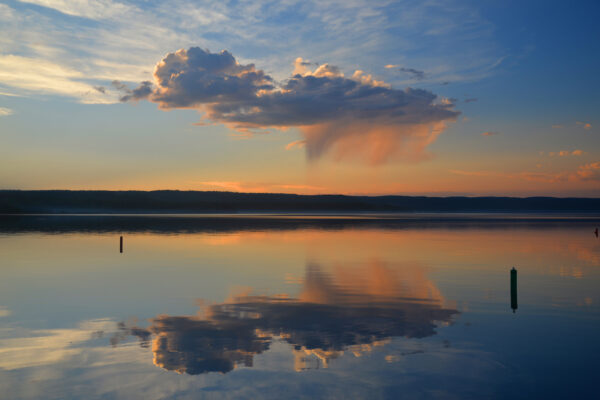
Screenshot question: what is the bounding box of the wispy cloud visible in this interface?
[451,161,600,183]
[481,131,499,136]
[0,54,116,103]
[17,0,134,19]
[1,1,503,103]
[0,107,14,116]
[285,140,306,150]
[546,150,584,157]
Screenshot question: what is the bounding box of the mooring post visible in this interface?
[510,267,518,313]
[120,236,123,253]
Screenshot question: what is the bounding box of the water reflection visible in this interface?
[116,261,458,375]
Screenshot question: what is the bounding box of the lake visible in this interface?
[0,214,599,399]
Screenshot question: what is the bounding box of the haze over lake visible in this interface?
[0,215,598,399]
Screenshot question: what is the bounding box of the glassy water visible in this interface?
[0,215,599,399]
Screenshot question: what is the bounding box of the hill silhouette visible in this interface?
[1,190,599,214]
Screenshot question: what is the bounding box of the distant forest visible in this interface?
[1,190,599,214]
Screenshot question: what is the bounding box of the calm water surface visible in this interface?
[0,215,599,399]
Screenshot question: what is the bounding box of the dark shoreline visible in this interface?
[2,190,599,214]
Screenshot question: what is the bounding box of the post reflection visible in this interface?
[114,261,458,375]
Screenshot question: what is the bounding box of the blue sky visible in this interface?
[0,0,599,195]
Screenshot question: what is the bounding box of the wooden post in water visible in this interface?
[510,267,518,313]
[120,236,123,253]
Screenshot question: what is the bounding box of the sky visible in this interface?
[0,0,599,196]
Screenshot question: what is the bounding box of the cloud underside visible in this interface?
[124,47,459,164]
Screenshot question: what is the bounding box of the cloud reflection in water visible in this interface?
[117,261,458,375]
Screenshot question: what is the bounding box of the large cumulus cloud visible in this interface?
[123,47,459,164]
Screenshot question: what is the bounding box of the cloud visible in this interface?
[0,107,14,116]
[384,64,426,80]
[0,3,15,20]
[0,306,11,317]
[123,47,459,164]
[464,98,478,103]
[399,67,426,80]
[3,1,503,107]
[552,124,563,129]
[16,0,133,20]
[481,131,499,136]
[575,162,600,181]
[0,54,115,103]
[285,139,306,150]
[451,161,600,184]
[576,121,592,130]
[546,149,584,157]
[449,169,566,183]
[115,80,153,102]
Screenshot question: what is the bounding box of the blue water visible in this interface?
[0,215,598,399]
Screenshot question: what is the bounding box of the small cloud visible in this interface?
[285,139,306,150]
[575,162,600,181]
[481,131,499,136]
[464,98,478,103]
[462,116,470,122]
[548,150,584,157]
[552,124,563,129]
[576,121,592,130]
[93,86,106,94]
[115,80,153,102]
[111,80,128,91]
[0,306,10,317]
[0,107,14,116]
[384,64,426,80]
[400,67,425,80]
